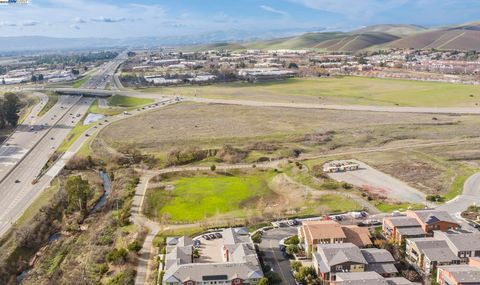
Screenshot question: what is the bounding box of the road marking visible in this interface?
[269,238,289,284]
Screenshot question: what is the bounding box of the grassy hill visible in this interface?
[353,24,426,37]
[314,32,400,52]
[384,23,480,50]
[185,22,480,53]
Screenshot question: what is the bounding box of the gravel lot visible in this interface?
[325,160,426,203]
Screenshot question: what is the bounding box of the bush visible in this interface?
[284,235,300,245]
[127,241,142,253]
[106,248,129,264]
[251,232,262,244]
[321,181,340,190]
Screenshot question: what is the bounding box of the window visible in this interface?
[234,279,241,284]
[187,282,193,285]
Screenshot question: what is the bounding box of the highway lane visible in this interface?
[0,95,80,182]
[0,97,94,236]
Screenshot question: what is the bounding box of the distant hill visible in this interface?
[352,24,426,37]
[313,32,400,52]
[384,22,480,50]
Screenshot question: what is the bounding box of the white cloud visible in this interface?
[91,16,127,23]
[22,20,40,26]
[260,5,289,16]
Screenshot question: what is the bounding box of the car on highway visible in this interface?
[14,179,20,183]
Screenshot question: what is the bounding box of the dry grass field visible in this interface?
[141,77,480,107]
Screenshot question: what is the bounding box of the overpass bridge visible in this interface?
[50,88,117,97]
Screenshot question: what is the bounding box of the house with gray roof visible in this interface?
[312,243,367,283]
[383,216,425,244]
[437,262,480,285]
[361,248,398,277]
[405,237,460,274]
[162,228,263,285]
[406,210,460,234]
[331,272,419,285]
[434,230,480,262]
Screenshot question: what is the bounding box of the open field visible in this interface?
[143,171,276,222]
[96,101,480,165]
[141,77,480,107]
[143,169,363,224]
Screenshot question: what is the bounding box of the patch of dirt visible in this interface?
[375,161,445,194]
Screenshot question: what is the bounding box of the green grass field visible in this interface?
[72,75,91,88]
[143,77,480,107]
[107,95,153,108]
[144,172,275,222]
[38,93,58,117]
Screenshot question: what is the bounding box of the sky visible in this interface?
[0,0,479,38]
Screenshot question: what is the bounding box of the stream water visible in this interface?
[16,171,111,284]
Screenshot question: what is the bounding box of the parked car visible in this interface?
[215,233,222,238]
[208,234,216,239]
[278,222,288,227]
[202,235,210,240]
[193,240,201,246]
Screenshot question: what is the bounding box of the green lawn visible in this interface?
[143,76,480,107]
[374,202,424,213]
[72,75,91,88]
[107,95,153,108]
[57,122,94,153]
[38,93,59,117]
[144,172,275,222]
[308,194,363,214]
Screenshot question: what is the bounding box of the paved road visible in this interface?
[0,95,78,182]
[260,227,298,285]
[438,173,480,225]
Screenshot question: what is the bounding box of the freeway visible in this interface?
[0,97,94,236]
[81,52,127,90]
[0,95,80,182]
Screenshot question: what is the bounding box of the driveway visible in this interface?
[260,227,298,285]
[325,160,426,204]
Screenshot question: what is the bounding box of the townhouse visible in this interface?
[383,216,425,244]
[299,220,372,257]
[405,238,460,274]
[361,248,398,277]
[434,230,480,262]
[383,210,460,244]
[437,257,480,285]
[163,228,263,285]
[406,210,460,233]
[313,243,368,283]
[331,272,419,285]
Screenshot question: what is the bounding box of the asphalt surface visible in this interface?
[260,227,298,285]
[437,173,480,229]
[0,97,94,236]
[0,95,78,182]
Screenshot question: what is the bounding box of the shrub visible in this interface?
[127,241,142,253]
[106,248,129,264]
[284,235,300,245]
[251,232,262,243]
